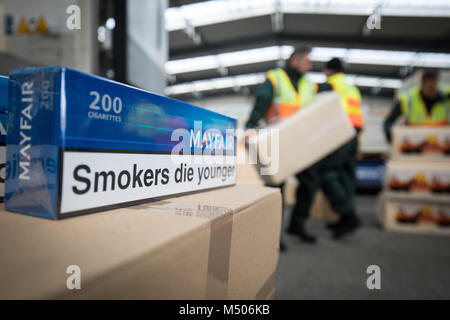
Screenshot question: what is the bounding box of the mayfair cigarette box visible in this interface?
[0,75,8,113]
[248,92,356,185]
[0,185,281,299]
[5,66,237,219]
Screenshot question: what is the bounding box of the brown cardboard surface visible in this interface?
[284,177,339,222]
[0,206,210,299]
[236,163,264,186]
[227,188,280,299]
[310,191,340,222]
[236,143,264,186]
[283,176,298,206]
[0,184,281,300]
[249,92,356,185]
[168,184,281,299]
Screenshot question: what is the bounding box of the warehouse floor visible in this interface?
[276,195,450,299]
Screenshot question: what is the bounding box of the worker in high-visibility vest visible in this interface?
[246,48,316,128]
[246,47,318,245]
[384,69,449,142]
[314,58,364,238]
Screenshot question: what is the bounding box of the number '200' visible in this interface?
[89,91,122,114]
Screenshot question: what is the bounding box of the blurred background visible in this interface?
[0,0,449,299]
[2,0,449,187]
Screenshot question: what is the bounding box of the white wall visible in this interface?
[127,0,168,94]
[2,0,98,73]
[4,0,72,33]
[187,94,254,128]
[0,0,5,52]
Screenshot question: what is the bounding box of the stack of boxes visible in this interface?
[0,67,282,299]
[382,126,450,235]
[0,185,281,299]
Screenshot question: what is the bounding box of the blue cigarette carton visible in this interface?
[5,67,237,219]
[0,76,7,201]
[0,75,8,113]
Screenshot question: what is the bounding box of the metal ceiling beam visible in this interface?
[171,66,403,85]
[170,32,450,59]
[169,0,206,8]
[169,85,396,100]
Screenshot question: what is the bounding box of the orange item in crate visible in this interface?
[410,173,429,191]
[421,135,442,153]
[396,209,418,224]
[437,212,450,226]
[388,175,410,191]
[443,138,450,155]
[400,138,422,154]
[416,206,436,224]
[431,177,450,194]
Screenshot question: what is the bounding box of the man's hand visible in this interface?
[242,128,258,147]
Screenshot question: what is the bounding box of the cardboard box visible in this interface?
[385,160,450,195]
[6,67,237,219]
[0,184,281,299]
[236,142,264,186]
[391,126,450,162]
[310,191,340,222]
[284,178,339,222]
[249,92,356,185]
[382,196,450,236]
[283,176,298,206]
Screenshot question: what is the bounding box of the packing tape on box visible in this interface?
[256,272,275,300]
[133,200,233,299]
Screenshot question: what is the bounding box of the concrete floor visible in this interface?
[276,195,450,299]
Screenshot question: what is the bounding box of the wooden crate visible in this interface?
[381,193,450,236]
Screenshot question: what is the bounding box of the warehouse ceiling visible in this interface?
[166,0,450,99]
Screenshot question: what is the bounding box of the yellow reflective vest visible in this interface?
[327,73,364,129]
[265,68,316,120]
[399,86,449,126]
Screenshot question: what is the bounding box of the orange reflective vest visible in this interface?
[265,68,316,121]
[327,73,364,129]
